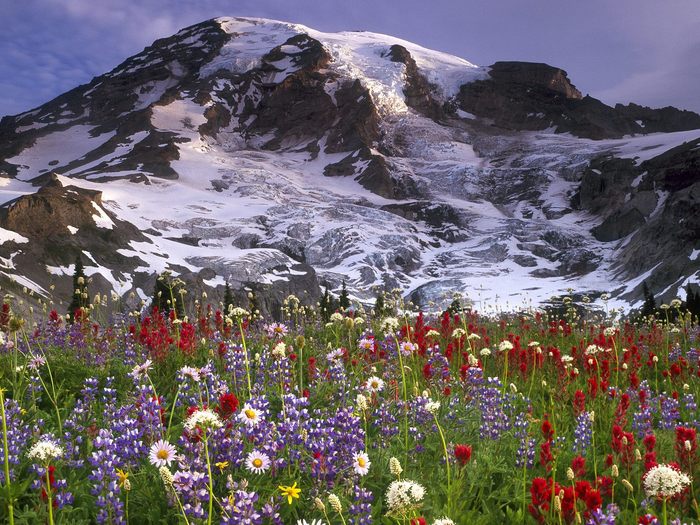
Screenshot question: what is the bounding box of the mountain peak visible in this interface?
[1,17,699,314]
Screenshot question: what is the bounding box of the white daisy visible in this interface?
[365,376,385,394]
[148,439,177,468]
[353,451,371,476]
[179,366,201,382]
[130,359,152,379]
[238,403,262,427]
[245,450,271,474]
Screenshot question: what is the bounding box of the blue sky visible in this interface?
[1,0,699,118]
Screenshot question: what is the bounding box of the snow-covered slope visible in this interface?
[0,16,698,313]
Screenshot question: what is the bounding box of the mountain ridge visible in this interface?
[0,16,698,315]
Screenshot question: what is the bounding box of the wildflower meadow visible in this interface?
[0,290,699,525]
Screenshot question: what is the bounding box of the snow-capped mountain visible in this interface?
[1,17,699,313]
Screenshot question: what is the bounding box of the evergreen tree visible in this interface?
[151,271,186,318]
[374,291,386,318]
[686,284,699,319]
[67,254,91,322]
[320,287,332,322]
[446,298,462,316]
[223,281,235,313]
[640,281,656,318]
[339,280,350,310]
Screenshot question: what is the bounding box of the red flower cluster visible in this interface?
[454,444,472,466]
[530,477,602,524]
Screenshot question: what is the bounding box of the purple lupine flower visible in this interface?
[349,485,373,525]
[88,429,125,524]
[514,411,535,469]
[585,504,620,525]
[573,411,593,456]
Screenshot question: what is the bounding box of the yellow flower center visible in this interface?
[157,449,169,460]
[245,409,256,419]
[253,458,263,468]
[357,457,366,468]
[371,381,378,388]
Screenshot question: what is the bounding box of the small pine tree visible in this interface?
[223,281,235,313]
[151,271,186,318]
[374,291,386,318]
[446,298,462,316]
[320,287,332,322]
[640,281,656,319]
[67,254,90,322]
[339,280,350,310]
[686,284,699,319]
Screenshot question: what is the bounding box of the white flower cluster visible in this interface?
[271,342,287,359]
[424,399,441,415]
[229,307,248,319]
[603,327,616,337]
[433,518,456,525]
[386,479,426,516]
[184,408,223,431]
[498,340,513,352]
[381,317,400,335]
[643,464,692,498]
[585,344,605,356]
[27,440,64,464]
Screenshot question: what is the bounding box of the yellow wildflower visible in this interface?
[278,481,301,504]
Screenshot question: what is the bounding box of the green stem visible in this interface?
[203,432,214,525]
[434,413,452,514]
[0,390,15,525]
[166,387,181,440]
[662,497,668,525]
[395,337,410,463]
[46,467,54,525]
[238,319,252,398]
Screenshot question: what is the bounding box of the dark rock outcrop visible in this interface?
[457,61,700,140]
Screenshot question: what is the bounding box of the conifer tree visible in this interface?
[640,281,656,318]
[67,254,90,322]
[339,280,350,310]
[374,291,386,318]
[223,281,235,313]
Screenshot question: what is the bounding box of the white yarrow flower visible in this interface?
[386,479,426,516]
[434,518,456,525]
[185,408,223,431]
[498,340,513,352]
[643,464,692,498]
[27,440,63,464]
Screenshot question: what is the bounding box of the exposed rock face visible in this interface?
[615,103,700,134]
[387,45,444,120]
[457,61,700,140]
